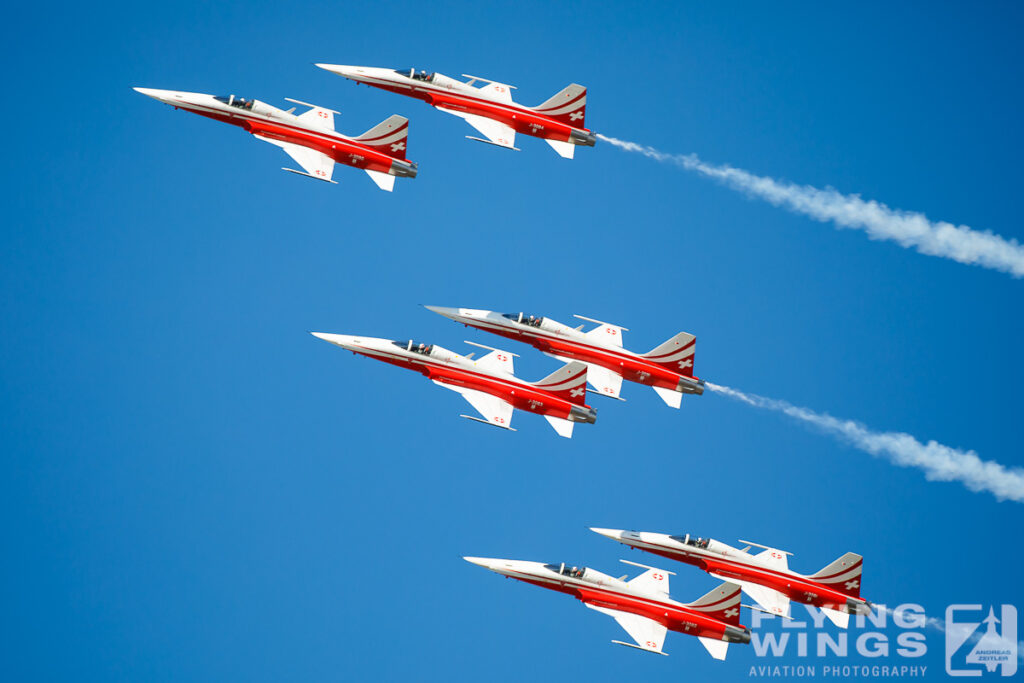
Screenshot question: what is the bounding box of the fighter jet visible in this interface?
[590,528,872,628]
[315,65,596,158]
[425,307,703,407]
[310,333,596,437]
[133,87,417,190]
[463,556,749,659]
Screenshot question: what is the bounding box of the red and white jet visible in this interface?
[426,307,704,407]
[133,87,417,191]
[310,333,596,437]
[591,528,872,628]
[464,556,750,660]
[315,65,596,158]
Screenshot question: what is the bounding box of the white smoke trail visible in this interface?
[597,134,1024,278]
[705,382,1024,503]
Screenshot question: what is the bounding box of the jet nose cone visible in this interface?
[133,87,181,103]
[316,63,368,80]
[424,305,459,320]
[590,527,627,541]
[310,332,356,348]
[463,556,502,571]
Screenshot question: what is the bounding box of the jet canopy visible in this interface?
[670,533,710,549]
[213,94,255,110]
[394,68,434,82]
[502,312,544,328]
[544,562,586,579]
[392,339,433,355]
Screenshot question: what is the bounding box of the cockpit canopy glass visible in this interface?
[213,95,254,110]
[669,533,710,549]
[544,562,585,579]
[501,312,543,327]
[394,68,434,82]
[392,339,433,355]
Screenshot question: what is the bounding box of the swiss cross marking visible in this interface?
[845,580,859,590]
[724,607,739,618]
[391,141,405,152]
[570,111,584,121]
[570,387,585,398]
[678,359,693,369]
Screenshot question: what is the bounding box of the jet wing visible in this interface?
[585,604,667,655]
[712,575,791,618]
[433,382,514,430]
[585,323,625,347]
[585,364,623,400]
[627,567,670,598]
[473,349,515,376]
[440,108,518,150]
[255,135,336,182]
[753,547,790,572]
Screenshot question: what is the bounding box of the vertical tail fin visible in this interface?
[533,361,588,406]
[809,553,863,599]
[354,114,409,160]
[686,582,743,626]
[532,84,587,127]
[643,331,696,377]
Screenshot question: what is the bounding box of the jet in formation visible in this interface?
[133,88,417,190]
[316,64,596,158]
[426,307,703,407]
[310,333,596,437]
[591,528,871,628]
[464,556,750,660]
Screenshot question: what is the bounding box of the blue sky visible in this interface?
[3,1,1023,680]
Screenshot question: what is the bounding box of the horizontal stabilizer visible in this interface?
[543,415,574,439]
[545,138,575,159]
[365,169,395,192]
[698,636,730,661]
[652,386,682,409]
[821,607,850,629]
